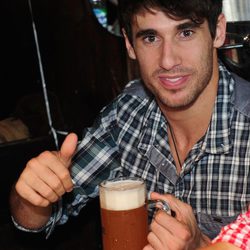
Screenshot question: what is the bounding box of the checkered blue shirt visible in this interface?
[14,63,250,239]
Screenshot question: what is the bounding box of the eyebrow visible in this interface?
[135,29,157,39]
[135,21,202,39]
[176,21,202,30]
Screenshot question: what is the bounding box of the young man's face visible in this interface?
[124,9,226,111]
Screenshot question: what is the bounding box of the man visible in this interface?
[10,1,250,249]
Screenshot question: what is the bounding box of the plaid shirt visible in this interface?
[212,210,250,249]
[14,63,250,239]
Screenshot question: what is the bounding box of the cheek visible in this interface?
[137,56,153,74]
[136,49,160,72]
[137,63,150,85]
[188,41,212,67]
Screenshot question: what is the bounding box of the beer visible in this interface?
[99,178,148,250]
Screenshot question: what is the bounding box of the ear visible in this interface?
[122,28,137,60]
[213,13,227,48]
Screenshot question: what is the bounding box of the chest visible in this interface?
[120,139,250,212]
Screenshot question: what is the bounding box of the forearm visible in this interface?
[10,185,52,230]
[198,242,241,250]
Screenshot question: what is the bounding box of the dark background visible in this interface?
[0,0,133,249]
[0,0,130,134]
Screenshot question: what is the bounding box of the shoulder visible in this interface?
[96,79,153,129]
[122,79,152,100]
[231,73,250,117]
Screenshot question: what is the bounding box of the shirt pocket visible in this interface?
[196,212,239,239]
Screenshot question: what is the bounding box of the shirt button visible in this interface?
[160,139,165,146]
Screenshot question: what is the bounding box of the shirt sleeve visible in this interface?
[212,210,250,250]
[11,200,62,239]
[46,101,122,236]
[12,100,122,237]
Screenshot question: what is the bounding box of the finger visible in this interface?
[150,192,162,199]
[150,193,199,248]
[150,193,192,235]
[34,154,73,193]
[20,169,60,203]
[151,211,191,249]
[147,229,164,250]
[59,133,78,165]
[16,177,52,207]
[154,210,192,244]
[29,158,68,196]
[143,244,155,250]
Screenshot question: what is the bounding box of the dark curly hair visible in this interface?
[118,0,223,42]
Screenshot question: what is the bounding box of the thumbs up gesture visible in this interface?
[15,133,78,207]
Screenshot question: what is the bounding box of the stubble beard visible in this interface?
[145,51,214,111]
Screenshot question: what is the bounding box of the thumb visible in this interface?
[59,132,78,166]
[150,191,166,201]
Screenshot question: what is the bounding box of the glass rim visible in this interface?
[99,176,145,191]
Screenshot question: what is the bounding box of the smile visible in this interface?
[164,77,182,82]
[158,75,189,89]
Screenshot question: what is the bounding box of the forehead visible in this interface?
[131,8,206,34]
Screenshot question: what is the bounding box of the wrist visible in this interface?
[10,184,52,229]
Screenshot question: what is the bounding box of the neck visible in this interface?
[164,58,219,144]
[162,57,219,172]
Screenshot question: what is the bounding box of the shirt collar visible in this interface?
[138,62,235,156]
[202,62,235,154]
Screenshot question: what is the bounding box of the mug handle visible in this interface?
[148,199,171,214]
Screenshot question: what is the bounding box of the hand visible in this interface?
[143,192,210,250]
[15,133,78,207]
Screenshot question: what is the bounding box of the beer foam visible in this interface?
[99,180,146,211]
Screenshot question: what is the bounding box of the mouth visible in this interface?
[158,75,190,90]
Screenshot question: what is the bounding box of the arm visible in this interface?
[9,133,78,230]
[207,210,250,250]
[10,186,52,229]
[143,192,211,250]
[198,242,241,250]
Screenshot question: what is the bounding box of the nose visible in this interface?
[159,41,181,70]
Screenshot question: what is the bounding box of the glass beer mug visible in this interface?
[99,177,170,250]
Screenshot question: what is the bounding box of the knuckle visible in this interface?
[154,210,164,222]
[47,195,58,203]
[15,181,24,194]
[51,180,63,193]
[154,211,160,221]
[32,196,49,207]
[59,170,71,182]
[26,158,37,169]
[49,195,59,203]
[184,202,192,209]
[43,189,55,200]
[147,231,154,242]
[181,227,192,241]
[41,150,51,157]
[38,150,53,161]
[43,187,60,202]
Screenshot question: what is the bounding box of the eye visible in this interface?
[143,35,159,44]
[180,29,194,39]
